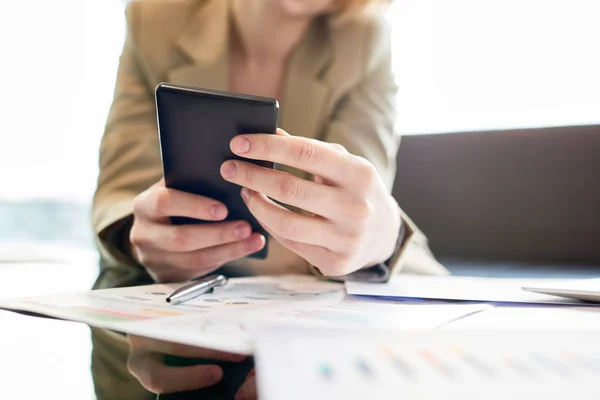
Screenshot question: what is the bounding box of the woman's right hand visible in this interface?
[130,179,265,282]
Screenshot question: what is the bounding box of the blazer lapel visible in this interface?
[166,0,334,142]
[167,0,230,91]
[280,17,334,140]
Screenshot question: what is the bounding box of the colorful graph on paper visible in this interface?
[255,330,600,400]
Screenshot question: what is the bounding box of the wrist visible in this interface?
[366,205,403,268]
[367,227,401,268]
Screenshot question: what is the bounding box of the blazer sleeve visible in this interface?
[320,18,448,278]
[92,4,162,279]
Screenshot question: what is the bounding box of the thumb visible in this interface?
[235,370,257,400]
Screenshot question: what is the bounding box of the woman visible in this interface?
[92,0,447,398]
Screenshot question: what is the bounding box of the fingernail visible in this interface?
[221,161,237,179]
[206,366,223,384]
[240,187,250,201]
[210,204,227,219]
[245,234,265,251]
[231,354,247,362]
[235,391,246,400]
[231,136,251,154]
[235,223,251,239]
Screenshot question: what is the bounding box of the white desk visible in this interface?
[0,244,98,400]
[2,253,599,400]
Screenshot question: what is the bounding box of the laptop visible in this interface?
[522,278,600,302]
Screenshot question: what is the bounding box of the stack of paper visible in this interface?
[346,275,584,304]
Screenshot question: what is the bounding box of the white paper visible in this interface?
[522,278,600,302]
[255,329,600,400]
[444,305,600,330]
[346,275,587,305]
[0,275,489,354]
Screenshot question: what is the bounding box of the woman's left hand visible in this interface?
[220,129,401,277]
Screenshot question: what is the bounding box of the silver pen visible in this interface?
[166,274,228,305]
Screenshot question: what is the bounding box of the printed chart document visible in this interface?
[255,329,600,400]
[346,275,589,305]
[0,275,488,354]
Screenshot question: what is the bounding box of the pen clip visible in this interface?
[194,274,228,288]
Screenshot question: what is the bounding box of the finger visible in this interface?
[235,375,257,400]
[229,134,360,188]
[128,351,223,394]
[241,188,347,251]
[313,143,349,186]
[275,128,290,136]
[220,160,342,219]
[144,233,266,281]
[131,220,253,252]
[128,335,247,361]
[134,186,228,222]
[258,220,347,276]
[245,368,257,379]
[324,141,350,154]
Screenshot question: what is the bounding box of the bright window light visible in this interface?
[0,0,126,202]
[389,0,600,134]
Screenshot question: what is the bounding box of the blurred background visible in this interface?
[1,0,599,252]
[0,0,598,398]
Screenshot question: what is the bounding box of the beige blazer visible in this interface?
[92,0,447,289]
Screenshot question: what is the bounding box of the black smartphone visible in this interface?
[155,83,279,259]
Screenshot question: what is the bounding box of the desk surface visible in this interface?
[1,252,599,400]
[0,245,98,400]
